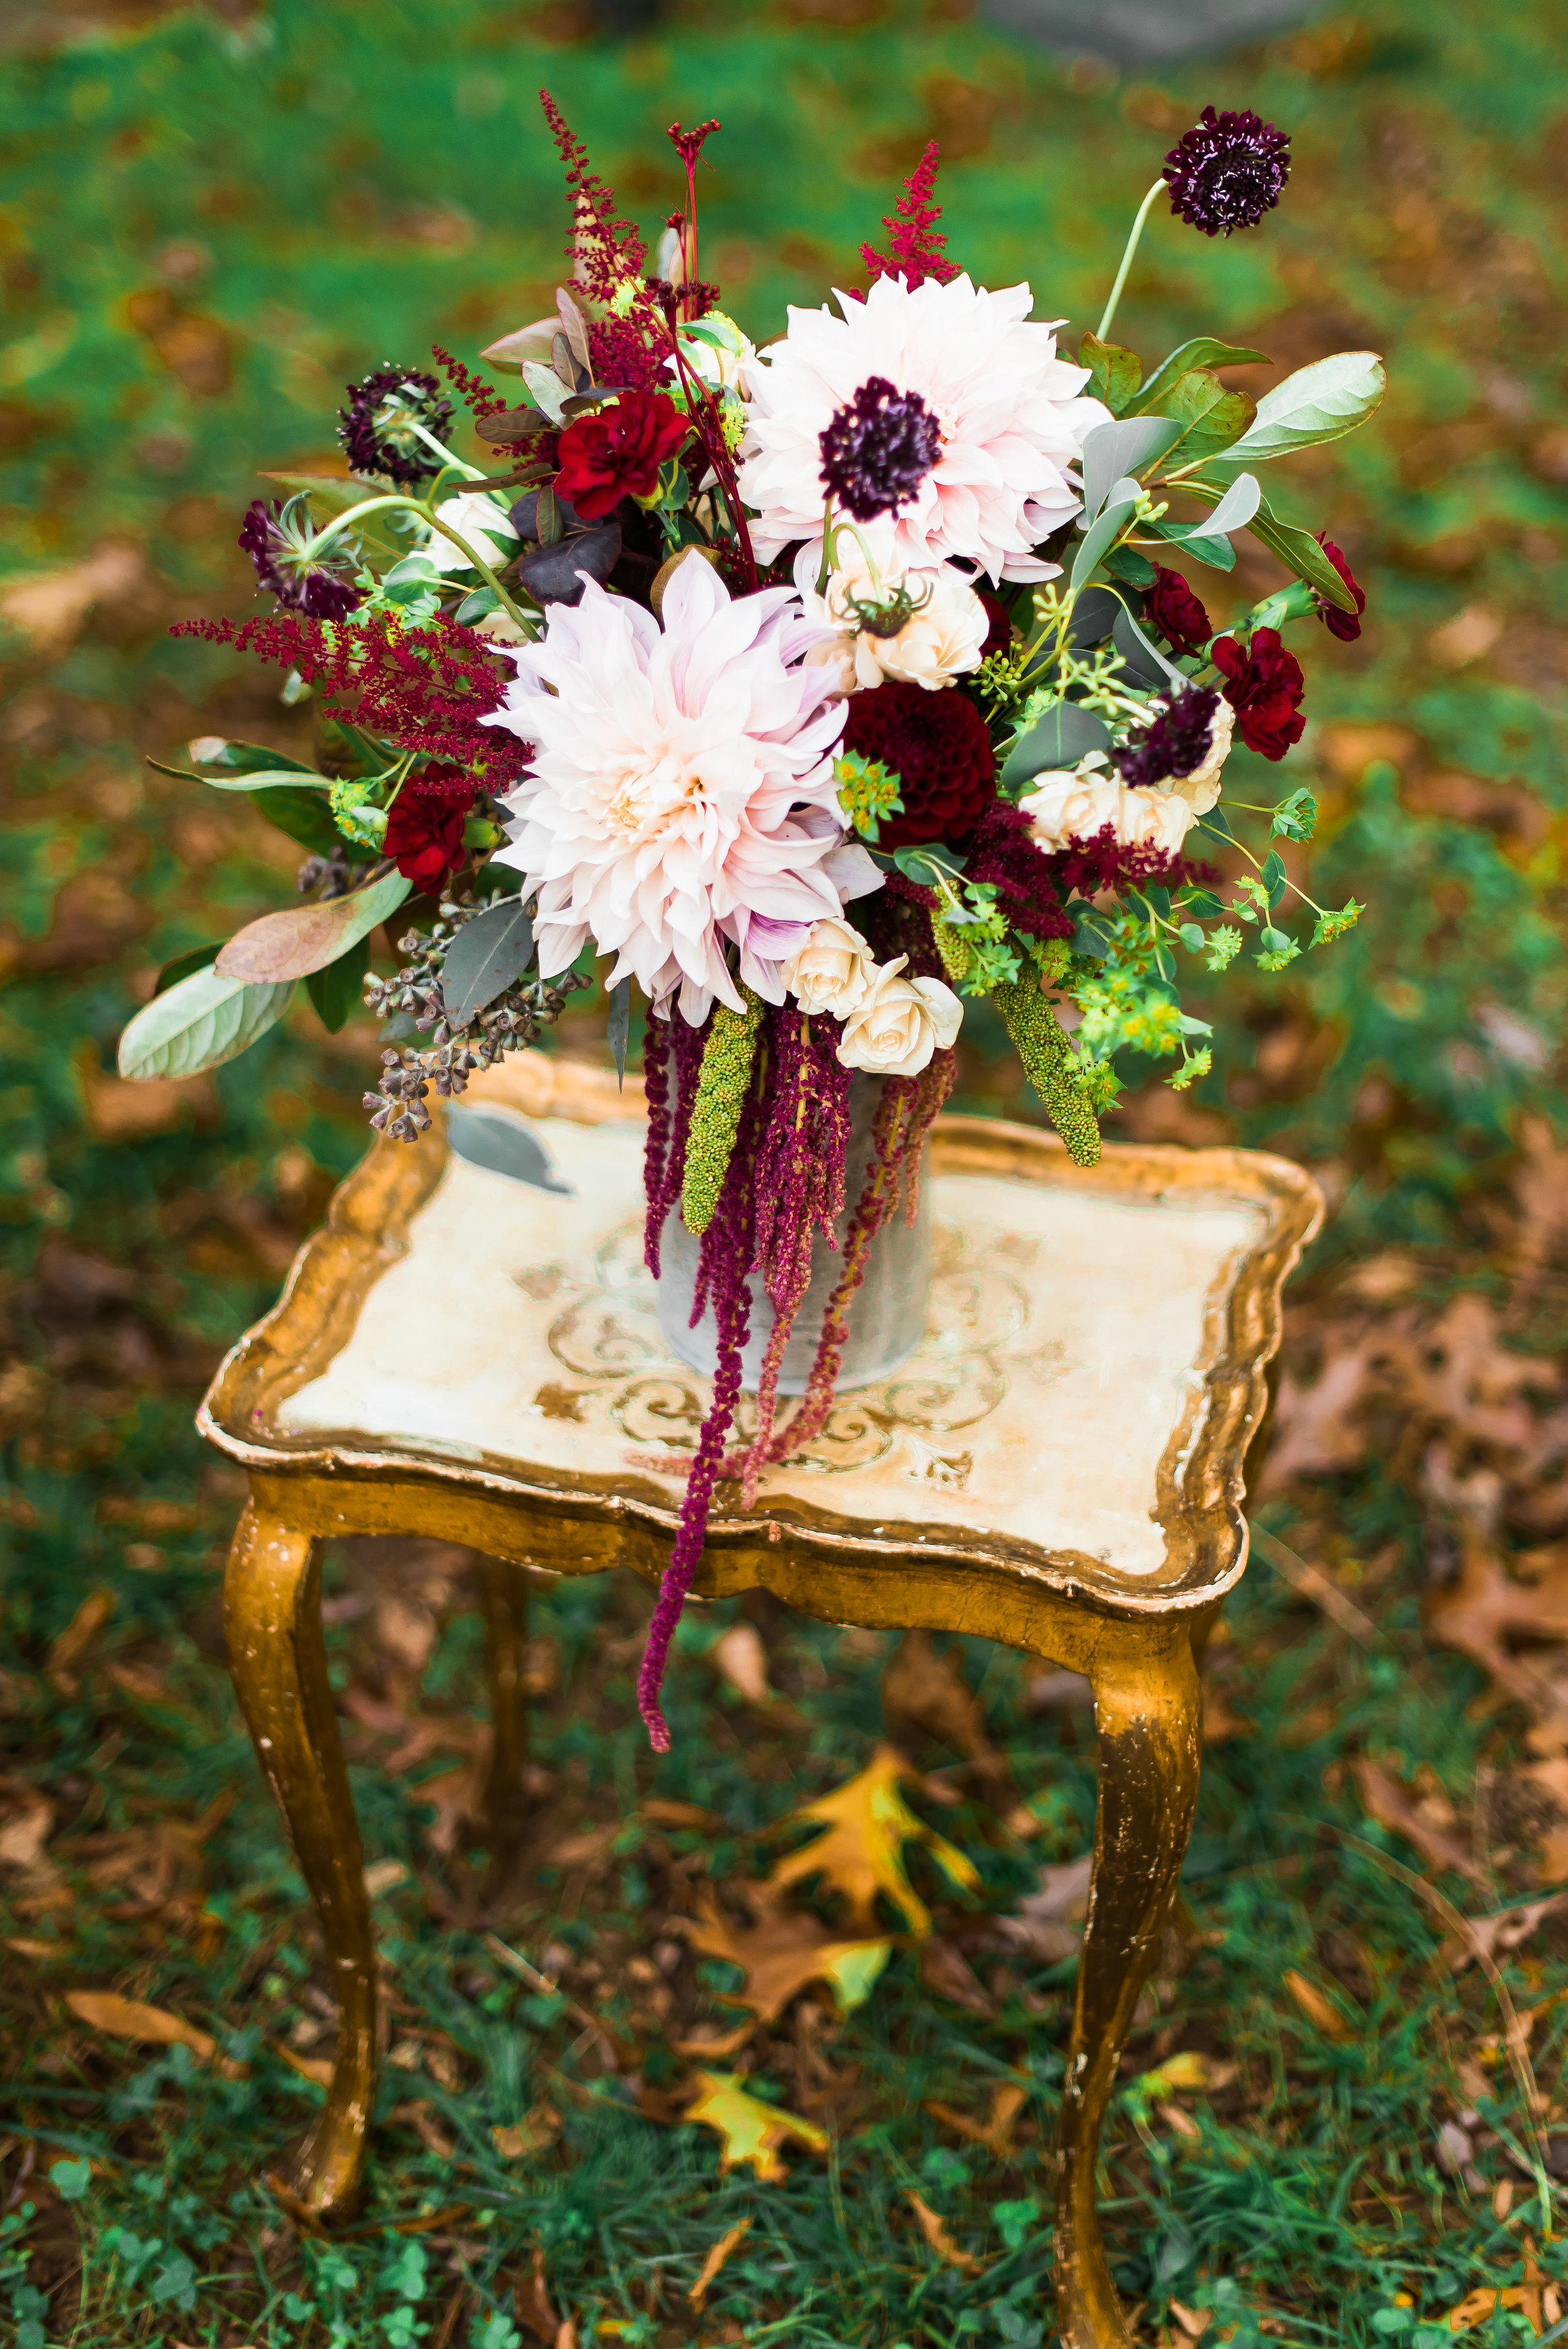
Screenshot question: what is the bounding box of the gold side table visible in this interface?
[198,1055,1319,2349]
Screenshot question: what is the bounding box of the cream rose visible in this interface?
[1019,756,1197,857]
[801,535,987,694]
[782,915,877,1019]
[427,490,519,574]
[836,954,963,1078]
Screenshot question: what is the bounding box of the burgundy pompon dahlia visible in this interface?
[238,499,364,622]
[1211,627,1306,761]
[1163,106,1291,238]
[839,679,995,849]
[819,377,942,523]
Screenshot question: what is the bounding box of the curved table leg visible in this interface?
[223,1496,376,2220]
[477,1556,529,1867]
[1053,1623,1204,2349]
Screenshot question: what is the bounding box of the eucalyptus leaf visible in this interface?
[1081,420,1183,523]
[1070,490,1139,591]
[440,895,535,1025]
[607,975,631,1090]
[1132,340,1271,418]
[1077,331,1143,417]
[216,867,410,984]
[185,737,319,777]
[1167,529,1237,572]
[1171,472,1260,539]
[521,360,570,424]
[1244,495,1359,613]
[1103,545,1157,589]
[1111,604,1186,690]
[117,967,296,1082]
[1206,350,1385,470]
[1000,702,1111,790]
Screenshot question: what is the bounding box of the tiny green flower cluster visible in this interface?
[680,984,765,1236]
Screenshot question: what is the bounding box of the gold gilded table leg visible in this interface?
[1053,1621,1204,2349]
[476,1556,529,1864]
[223,1495,376,2220]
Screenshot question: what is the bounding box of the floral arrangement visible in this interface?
[122,96,1383,1748]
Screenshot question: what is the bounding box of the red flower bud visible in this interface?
[1143,564,1212,660]
[1315,534,1366,642]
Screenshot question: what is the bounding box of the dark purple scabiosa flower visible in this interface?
[1163,106,1291,238]
[337,365,455,487]
[1115,683,1223,788]
[820,376,942,523]
[238,497,365,622]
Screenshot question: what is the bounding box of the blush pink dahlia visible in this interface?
[737,273,1111,583]
[482,557,876,1022]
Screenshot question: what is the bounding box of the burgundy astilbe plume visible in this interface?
[429,345,507,422]
[860,138,961,291]
[966,801,1075,945]
[1049,827,1217,898]
[172,610,529,792]
[636,1068,759,1755]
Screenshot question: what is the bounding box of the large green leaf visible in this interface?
[183,736,319,777]
[1154,370,1257,465]
[305,935,371,1033]
[1070,489,1139,591]
[1205,351,1385,470]
[117,967,296,1082]
[1248,498,1360,611]
[1131,339,1271,417]
[215,867,410,984]
[1077,330,1143,418]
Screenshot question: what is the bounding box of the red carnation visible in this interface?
[1144,565,1212,660]
[384,764,477,888]
[840,681,995,850]
[1210,627,1306,761]
[1315,534,1366,642]
[553,390,691,523]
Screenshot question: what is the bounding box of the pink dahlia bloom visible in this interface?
[737,273,1111,584]
[482,559,877,1022]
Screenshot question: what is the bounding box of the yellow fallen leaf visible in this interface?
[66,1990,250,2079]
[684,2071,829,2183]
[1135,2050,1228,2098]
[688,2218,750,2308]
[687,1885,891,2029]
[1282,1969,1353,2040]
[767,1743,980,1935]
[906,2190,984,2274]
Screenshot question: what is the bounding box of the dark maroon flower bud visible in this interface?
[1115,683,1223,788]
[820,377,941,523]
[238,498,364,622]
[338,366,455,488]
[1315,534,1366,642]
[839,679,995,849]
[1210,628,1306,761]
[1163,106,1291,238]
[384,763,477,888]
[553,390,691,522]
[1143,564,1212,660]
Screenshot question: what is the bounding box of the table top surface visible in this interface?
[202,1058,1321,1612]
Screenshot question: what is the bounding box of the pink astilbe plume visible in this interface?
[541,88,648,295]
[861,139,960,291]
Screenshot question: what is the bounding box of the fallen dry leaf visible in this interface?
[996,1852,1093,1963]
[1428,1539,1568,1734]
[924,2079,1028,2157]
[491,2103,560,2160]
[0,1790,55,1872]
[882,1629,1004,1781]
[688,2219,750,2309]
[711,1623,772,1707]
[1133,2050,1234,2100]
[906,2190,984,2274]
[274,2044,335,2087]
[1444,2235,1558,2334]
[683,2070,829,2182]
[919,1936,996,2017]
[514,2247,558,2344]
[686,1886,892,2029]
[1169,2300,1214,2341]
[47,1589,117,1685]
[1282,1969,1355,2041]
[1355,1757,1490,1886]
[641,1797,722,1832]
[767,1743,979,1935]
[65,1989,250,2078]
